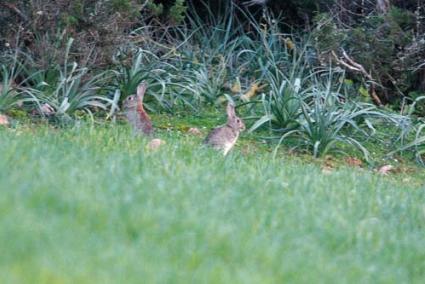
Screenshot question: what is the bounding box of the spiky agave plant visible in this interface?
[248,51,311,133]
[398,123,425,165]
[388,97,425,166]
[0,65,21,113]
[0,51,38,113]
[270,70,394,160]
[179,59,230,106]
[186,0,245,56]
[168,0,247,108]
[295,88,372,159]
[111,47,179,110]
[388,122,425,165]
[247,28,314,133]
[21,38,115,121]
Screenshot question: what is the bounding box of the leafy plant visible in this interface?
[179,61,228,106]
[111,48,183,110]
[280,70,408,160]
[162,1,247,108]
[294,88,372,159]
[390,123,425,166]
[249,40,311,133]
[21,39,115,120]
[0,65,22,113]
[262,70,397,160]
[0,52,37,113]
[168,0,188,24]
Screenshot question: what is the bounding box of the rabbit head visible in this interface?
[226,103,245,132]
[123,82,147,111]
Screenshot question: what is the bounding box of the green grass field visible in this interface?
[1,123,424,283]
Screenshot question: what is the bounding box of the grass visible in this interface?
[1,9,422,164]
[0,121,424,284]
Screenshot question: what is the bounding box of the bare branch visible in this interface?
[0,2,28,22]
[331,50,383,106]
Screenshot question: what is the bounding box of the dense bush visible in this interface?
[313,1,425,111]
[0,0,187,67]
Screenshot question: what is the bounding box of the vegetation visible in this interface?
[0,1,424,281]
[0,125,424,283]
[0,0,423,163]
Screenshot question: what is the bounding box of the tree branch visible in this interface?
[332,49,383,106]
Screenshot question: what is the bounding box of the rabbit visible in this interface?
[123,82,154,136]
[204,102,246,155]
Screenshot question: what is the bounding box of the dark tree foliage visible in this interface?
[313,0,425,106]
[1,0,424,107]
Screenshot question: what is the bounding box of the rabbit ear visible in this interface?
[226,102,236,118]
[136,82,147,100]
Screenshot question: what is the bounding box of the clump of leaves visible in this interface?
[21,39,115,121]
[390,123,425,166]
[252,65,402,161]
[249,37,312,133]
[0,65,21,113]
[0,52,37,113]
[294,86,373,159]
[169,0,188,24]
[111,47,182,111]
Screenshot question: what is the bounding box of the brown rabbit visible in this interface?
[204,102,246,155]
[123,82,154,136]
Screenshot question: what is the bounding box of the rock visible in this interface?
[378,165,394,175]
[0,113,9,126]
[321,166,333,175]
[321,156,336,175]
[40,103,55,116]
[147,138,165,151]
[345,157,363,167]
[188,127,202,136]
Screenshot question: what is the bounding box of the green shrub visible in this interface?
[169,0,187,24]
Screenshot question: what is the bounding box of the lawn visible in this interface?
[0,122,424,283]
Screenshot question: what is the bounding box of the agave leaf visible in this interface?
[248,114,274,133]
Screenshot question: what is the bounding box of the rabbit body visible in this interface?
[204,126,240,156]
[204,103,245,155]
[123,82,153,136]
